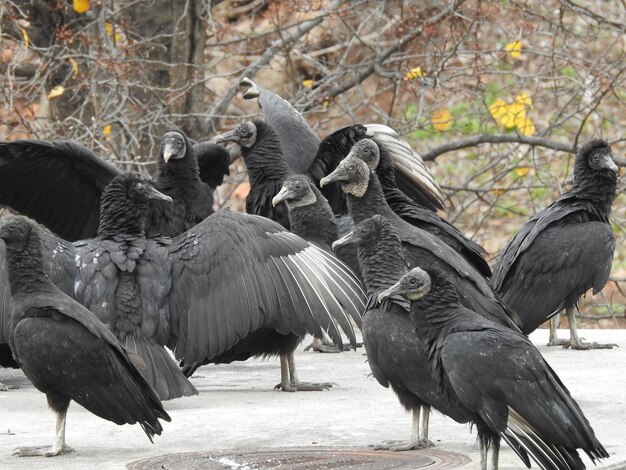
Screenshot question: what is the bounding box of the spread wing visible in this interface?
[167,210,366,368]
[0,140,121,240]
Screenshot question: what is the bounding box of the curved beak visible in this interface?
[605,155,618,172]
[162,142,176,163]
[331,231,355,252]
[320,166,348,188]
[214,129,240,145]
[377,281,402,305]
[148,186,173,204]
[272,186,292,207]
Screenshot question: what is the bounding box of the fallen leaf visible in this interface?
[47,86,65,99]
[491,188,506,196]
[103,124,112,137]
[515,166,531,177]
[302,79,314,88]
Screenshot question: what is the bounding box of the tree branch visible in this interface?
[300,0,467,112]
[420,134,576,161]
[200,0,350,135]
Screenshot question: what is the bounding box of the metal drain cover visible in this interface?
[127,447,470,470]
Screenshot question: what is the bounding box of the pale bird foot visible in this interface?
[274,380,335,392]
[563,339,618,350]
[12,445,74,457]
[371,439,434,451]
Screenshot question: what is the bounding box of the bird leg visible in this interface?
[373,406,433,451]
[547,314,568,346]
[479,437,500,470]
[13,408,74,457]
[274,352,334,392]
[561,307,617,350]
[418,405,434,448]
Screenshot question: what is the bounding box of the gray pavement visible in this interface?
[0,329,625,469]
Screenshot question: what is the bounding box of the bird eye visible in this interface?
[348,165,354,172]
[363,147,370,154]
[295,183,302,190]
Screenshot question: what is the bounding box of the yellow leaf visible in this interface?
[103,124,112,137]
[69,57,79,77]
[491,188,506,196]
[488,99,516,128]
[405,67,423,80]
[105,22,121,42]
[73,0,90,13]
[47,86,65,99]
[515,116,536,136]
[302,79,314,88]
[515,92,532,109]
[20,28,29,49]
[431,109,452,131]
[505,40,523,58]
[515,166,531,177]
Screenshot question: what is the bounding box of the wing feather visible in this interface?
[167,211,365,366]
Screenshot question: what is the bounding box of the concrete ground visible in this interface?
[0,329,624,470]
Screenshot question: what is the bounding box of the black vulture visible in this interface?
[333,214,472,451]
[272,174,359,353]
[492,139,618,349]
[238,77,446,212]
[0,173,366,394]
[332,138,491,276]
[323,151,521,331]
[0,216,170,457]
[378,267,609,470]
[215,122,489,276]
[0,129,230,241]
[0,174,198,401]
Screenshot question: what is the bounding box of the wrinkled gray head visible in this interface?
[272,174,317,209]
[160,131,187,164]
[377,267,431,304]
[319,156,370,197]
[348,139,380,170]
[0,216,33,251]
[214,121,258,149]
[332,214,389,252]
[580,139,617,172]
[105,174,173,205]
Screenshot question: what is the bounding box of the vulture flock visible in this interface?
[0,77,618,470]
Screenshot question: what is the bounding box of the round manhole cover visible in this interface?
[127,447,471,470]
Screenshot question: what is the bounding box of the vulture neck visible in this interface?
[346,171,397,224]
[410,273,464,338]
[97,192,147,240]
[242,122,291,186]
[358,226,407,297]
[571,163,617,218]
[287,187,337,250]
[156,151,202,199]
[4,228,51,296]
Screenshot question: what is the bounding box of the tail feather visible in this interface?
[123,334,198,401]
[505,407,589,470]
